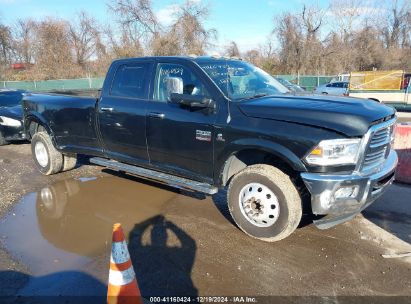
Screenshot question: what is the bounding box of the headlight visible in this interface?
[0,116,22,127]
[305,138,361,166]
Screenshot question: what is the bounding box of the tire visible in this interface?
[31,132,63,175]
[227,164,302,242]
[0,131,8,146]
[62,153,77,171]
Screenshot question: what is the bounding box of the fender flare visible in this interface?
[24,112,54,138]
[215,138,307,186]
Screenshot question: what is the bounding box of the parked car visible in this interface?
[275,78,305,93]
[22,56,397,242]
[0,89,26,145]
[314,81,349,96]
[330,73,350,83]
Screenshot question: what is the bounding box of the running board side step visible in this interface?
[89,157,218,195]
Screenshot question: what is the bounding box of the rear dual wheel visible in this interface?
[31,132,77,175]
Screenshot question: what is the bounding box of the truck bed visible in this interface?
[37,89,100,98]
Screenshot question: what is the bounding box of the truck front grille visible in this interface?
[361,123,394,172]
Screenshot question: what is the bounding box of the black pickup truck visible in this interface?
[22,56,398,241]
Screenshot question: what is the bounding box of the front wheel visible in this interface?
[31,132,63,175]
[227,164,302,242]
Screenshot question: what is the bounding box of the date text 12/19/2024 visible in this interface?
[149,296,258,303]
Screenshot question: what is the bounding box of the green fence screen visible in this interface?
[2,75,334,92]
[274,75,335,91]
[1,78,105,91]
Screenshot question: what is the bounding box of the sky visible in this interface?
[0,0,386,52]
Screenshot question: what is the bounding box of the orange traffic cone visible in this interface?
[107,223,142,304]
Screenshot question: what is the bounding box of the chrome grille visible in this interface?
[369,127,391,148]
[361,123,394,172]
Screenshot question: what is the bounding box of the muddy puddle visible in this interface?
[0,175,179,282]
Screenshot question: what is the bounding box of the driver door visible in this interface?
[146,61,217,183]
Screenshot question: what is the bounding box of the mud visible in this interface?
[0,143,411,299]
[363,183,411,244]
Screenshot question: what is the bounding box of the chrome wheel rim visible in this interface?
[35,141,48,168]
[239,183,280,227]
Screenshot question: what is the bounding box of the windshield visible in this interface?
[198,60,289,101]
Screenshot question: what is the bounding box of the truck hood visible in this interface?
[237,95,395,137]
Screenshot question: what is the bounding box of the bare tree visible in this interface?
[150,31,181,56]
[104,24,144,58]
[243,49,261,66]
[329,0,369,40]
[353,25,384,70]
[12,18,36,64]
[32,18,78,79]
[166,0,217,55]
[69,12,100,68]
[382,0,411,48]
[0,19,13,80]
[224,41,240,57]
[108,0,159,51]
[0,23,12,64]
[275,13,304,74]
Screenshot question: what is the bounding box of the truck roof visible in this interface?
[112,55,243,65]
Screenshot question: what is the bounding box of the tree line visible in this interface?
[0,0,410,81]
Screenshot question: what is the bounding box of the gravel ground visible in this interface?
[0,144,104,217]
[0,143,410,301]
[0,143,105,296]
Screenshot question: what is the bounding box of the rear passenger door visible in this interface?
[98,61,153,166]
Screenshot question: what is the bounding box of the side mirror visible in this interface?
[170,93,215,109]
[165,77,184,97]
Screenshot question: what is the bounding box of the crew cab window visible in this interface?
[153,63,209,102]
[110,64,149,98]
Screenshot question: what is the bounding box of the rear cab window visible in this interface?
[110,63,151,99]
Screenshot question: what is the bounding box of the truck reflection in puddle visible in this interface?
[0,176,178,274]
[0,176,199,295]
[36,176,178,257]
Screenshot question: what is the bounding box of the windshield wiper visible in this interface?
[240,93,268,101]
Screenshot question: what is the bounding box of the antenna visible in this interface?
[226,60,231,124]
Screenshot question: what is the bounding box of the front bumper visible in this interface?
[301,150,398,229]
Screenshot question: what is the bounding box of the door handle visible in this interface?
[101,107,114,112]
[149,112,165,119]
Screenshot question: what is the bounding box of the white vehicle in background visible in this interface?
[331,73,350,83]
[348,70,411,111]
[314,81,349,96]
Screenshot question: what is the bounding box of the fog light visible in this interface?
[334,186,359,200]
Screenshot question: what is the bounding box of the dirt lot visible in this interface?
[0,143,410,302]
